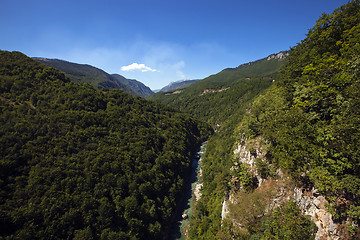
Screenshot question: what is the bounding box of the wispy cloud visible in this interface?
[38,39,222,89]
[121,63,158,72]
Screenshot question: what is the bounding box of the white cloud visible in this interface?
[121,63,158,72]
[177,70,186,80]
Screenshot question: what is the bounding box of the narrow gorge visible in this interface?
[170,142,206,240]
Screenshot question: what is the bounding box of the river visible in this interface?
[169,142,206,240]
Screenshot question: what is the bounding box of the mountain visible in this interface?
[160,79,199,92]
[222,50,289,75]
[111,74,154,97]
[149,51,288,127]
[33,58,153,97]
[0,50,211,239]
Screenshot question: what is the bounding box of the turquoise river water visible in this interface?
[169,142,206,240]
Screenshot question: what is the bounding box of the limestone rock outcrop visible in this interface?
[266,51,290,60]
[224,136,342,240]
[294,187,340,240]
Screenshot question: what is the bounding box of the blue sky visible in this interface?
[0,0,349,90]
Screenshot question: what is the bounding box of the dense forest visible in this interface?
[0,51,211,239]
[151,1,360,239]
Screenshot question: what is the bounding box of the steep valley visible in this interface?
[1,1,360,239]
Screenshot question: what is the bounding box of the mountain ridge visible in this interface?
[33,57,153,97]
[160,79,200,92]
[222,50,290,72]
[149,50,289,127]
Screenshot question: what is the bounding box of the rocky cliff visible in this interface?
[293,187,341,240]
[266,51,290,60]
[222,136,343,240]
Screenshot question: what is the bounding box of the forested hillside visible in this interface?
[151,1,360,239]
[0,51,211,239]
[33,58,153,97]
[149,52,287,128]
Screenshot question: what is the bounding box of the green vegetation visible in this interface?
[219,194,317,240]
[0,51,211,239]
[261,200,317,240]
[149,56,286,127]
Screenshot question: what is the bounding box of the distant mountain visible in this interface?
[33,58,153,97]
[160,79,199,92]
[111,74,154,97]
